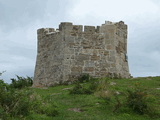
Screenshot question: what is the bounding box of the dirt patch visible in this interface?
[156,88,160,90]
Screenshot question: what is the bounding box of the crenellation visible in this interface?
[84,26,95,33]
[96,26,100,33]
[72,25,83,33]
[33,21,131,87]
[37,28,55,35]
[105,21,114,25]
[59,22,73,31]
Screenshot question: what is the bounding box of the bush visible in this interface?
[69,81,99,94]
[0,79,9,91]
[94,78,113,105]
[11,92,31,116]
[0,72,10,91]
[41,103,59,117]
[126,90,148,114]
[0,73,33,119]
[77,74,90,83]
[69,74,97,94]
[0,87,32,119]
[126,83,149,114]
[0,81,58,119]
[10,75,33,89]
[30,95,59,117]
[0,105,8,120]
[0,73,59,119]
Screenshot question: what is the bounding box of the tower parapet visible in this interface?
[33,21,130,87]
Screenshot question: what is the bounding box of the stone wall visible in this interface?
[33,21,130,87]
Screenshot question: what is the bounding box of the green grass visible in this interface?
[6,77,160,119]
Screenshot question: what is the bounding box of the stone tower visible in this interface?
[33,21,130,87]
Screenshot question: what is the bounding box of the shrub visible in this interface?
[69,81,99,94]
[94,79,112,105]
[0,81,59,119]
[0,87,32,118]
[70,74,94,94]
[77,74,90,83]
[69,83,84,94]
[11,92,31,116]
[0,79,9,91]
[0,73,59,119]
[0,72,10,91]
[126,83,149,114]
[0,105,8,120]
[95,90,112,105]
[126,90,148,114]
[10,75,33,89]
[0,73,33,119]
[29,94,59,117]
[41,103,59,117]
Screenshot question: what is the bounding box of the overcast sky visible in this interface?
[1,0,160,83]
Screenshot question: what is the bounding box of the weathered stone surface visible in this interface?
[104,51,109,56]
[71,67,82,72]
[85,61,95,67]
[91,55,100,61]
[84,26,95,33]
[84,67,95,72]
[77,54,90,61]
[33,21,131,87]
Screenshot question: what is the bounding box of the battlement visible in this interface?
[37,21,127,37]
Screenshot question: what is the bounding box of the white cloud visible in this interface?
[68,0,159,25]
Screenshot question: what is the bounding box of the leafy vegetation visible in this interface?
[0,73,58,120]
[69,75,99,94]
[0,72,160,119]
[10,75,33,89]
[77,74,91,83]
[126,83,149,114]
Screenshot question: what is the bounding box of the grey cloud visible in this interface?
[0,0,47,30]
[128,22,160,77]
[0,0,74,83]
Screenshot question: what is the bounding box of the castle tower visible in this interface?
[33,21,130,87]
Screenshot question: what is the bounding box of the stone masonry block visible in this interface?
[108,29,114,33]
[59,22,73,31]
[108,56,115,62]
[84,67,94,72]
[77,54,90,61]
[71,67,82,71]
[106,45,112,50]
[104,51,109,56]
[91,55,100,61]
[84,26,95,33]
[72,25,83,33]
[84,61,95,67]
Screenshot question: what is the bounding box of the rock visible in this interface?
[115,91,120,95]
[110,82,116,85]
[68,108,82,112]
[62,87,73,90]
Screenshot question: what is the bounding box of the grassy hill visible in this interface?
[1,76,160,120]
